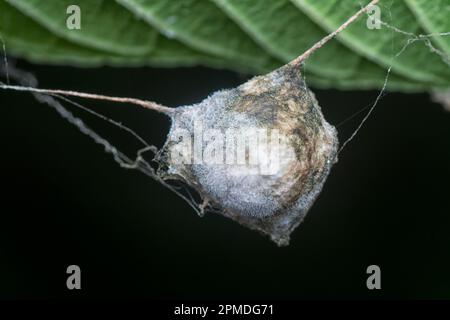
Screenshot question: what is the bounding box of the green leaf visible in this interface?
[212,0,438,91]
[212,0,362,78]
[0,0,259,72]
[291,0,450,86]
[0,1,101,65]
[116,0,279,69]
[0,0,449,91]
[405,0,450,55]
[5,0,157,56]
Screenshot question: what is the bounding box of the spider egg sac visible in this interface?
[161,64,339,246]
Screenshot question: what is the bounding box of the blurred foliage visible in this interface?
[1,0,450,91]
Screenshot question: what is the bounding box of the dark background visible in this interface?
[0,60,449,299]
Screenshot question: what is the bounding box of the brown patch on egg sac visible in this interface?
[161,64,339,246]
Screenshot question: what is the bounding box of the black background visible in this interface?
[0,60,449,299]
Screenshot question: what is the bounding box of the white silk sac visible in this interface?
[162,64,339,246]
